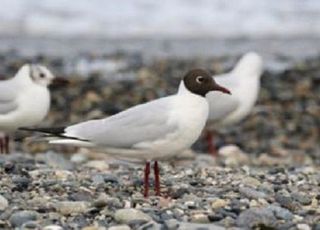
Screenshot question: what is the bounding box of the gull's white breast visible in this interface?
[0,84,50,131]
[133,93,209,160]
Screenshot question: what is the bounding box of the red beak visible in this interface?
[212,82,231,95]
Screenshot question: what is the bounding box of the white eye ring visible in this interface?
[196,76,204,84]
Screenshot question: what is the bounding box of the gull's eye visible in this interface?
[196,76,204,84]
[39,73,45,78]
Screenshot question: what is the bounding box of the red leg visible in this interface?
[0,138,3,154]
[4,135,9,154]
[144,162,151,198]
[205,130,217,156]
[154,161,160,196]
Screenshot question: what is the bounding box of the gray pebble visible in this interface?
[266,205,293,220]
[9,210,38,227]
[53,201,90,215]
[178,222,226,230]
[237,208,276,228]
[137,221,162,230]
[292,192,312,205]
[43,225,64,230]
[44,151,74,170]
[275,193,297,211]
[0,194,8,211]
[91,174,105,184]
[21,221,41,230]
[164,219,180,230]
[239,186,267,199]
[313,223,320,230]
[114,209,152,224]
[108,225,131,230]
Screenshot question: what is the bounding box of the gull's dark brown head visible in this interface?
[183,69,231,97]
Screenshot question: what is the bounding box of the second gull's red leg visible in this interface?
[144,162,151,198]
[205,130,217,156]
[154,161,160,196]
[0,137,3,154]
[4,135,9,154]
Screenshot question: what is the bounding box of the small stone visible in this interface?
[297,224,311,230]
[266,205,293,220]
[93,193,109,208]
[9,210,38,227]
[158,197,172,208]
[164,219,180,230]
[103,174,119,184]
[12,176,31,191]
[21,221,41,230]
[218,145,249,166]
[256,154,281,166]
[108,225,131,230]
[242,176,261,188]
[0,194,8,211]
[82,226,106,230]
[190,213,209,223]
[137,221,161,230]
[275,194,297,211]
[53,201,90,215]
[239,187,267,199]
[43,225,64,230]
[179,222,225,230]
[237,208,276,228]
[211,198,228,209]
[170,187,190,199]
[91,174,105,184]
[54,170,74,180]
[208,213,224,222]
[44,151,74,170]
[93,194,122,209]
[270,146,289,157]
[70,152,88,164]
[292,192,312,205]
[313,223,320,230]
[114,209,152,224]
[185,201,197,209]
[85,160,109,171]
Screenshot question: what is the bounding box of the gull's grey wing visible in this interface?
[206,91,239,122]
[0,101,18,115]
[0,82,18,115]
[0,81,17,102]
[65,96,177,148]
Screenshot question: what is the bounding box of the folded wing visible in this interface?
[63,97,177,148]
[0,83,18,116]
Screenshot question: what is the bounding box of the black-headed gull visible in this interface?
[205,52,263,155]
[21,69,231,197]
[0,64,67,154]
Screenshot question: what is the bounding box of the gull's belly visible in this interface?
[19,88,50,125]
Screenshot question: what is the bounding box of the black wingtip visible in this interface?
[19,127,66,136]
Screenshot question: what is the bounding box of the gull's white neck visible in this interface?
[13,65,33,86]
[178,81,194,96]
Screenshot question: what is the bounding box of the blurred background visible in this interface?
[0,2,320,229]
[0,0,319,161]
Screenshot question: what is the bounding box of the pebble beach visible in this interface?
[0,45,319,229]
